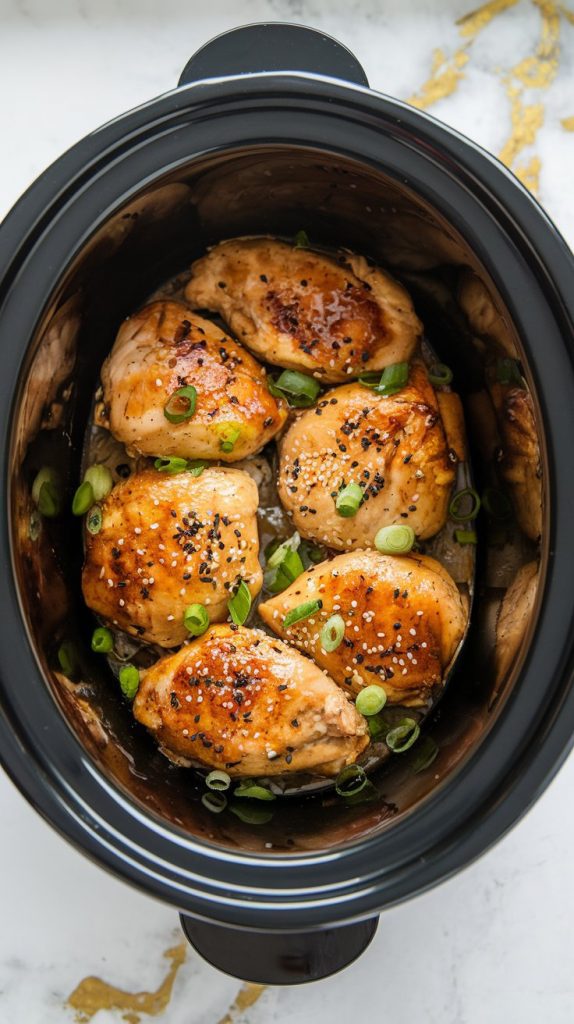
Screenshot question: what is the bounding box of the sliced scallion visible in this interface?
[206,770,231,792]
[86,505,103,535]
[154,456,189,474]
[83,464,113,501]
[374,524,415,554]
[91,627,113,653]
[482,486,512,520]
[201,791,227,814]
[72,480,94,516]
[496,358,522,387]
[184,603,210,636]
[268,369,321,408]
[187,459,208,477]
[264,538,304,594]
[283,599,323,628]
[217,423,241,453]
[454,528,477,545]
[386,717,420,753]
[428,363,453,387]
[234,782,276,801]
[119,663,140,700]
[359,361,409,397]
[57,641,77,676]
[335,481,364,518]
[335,763,367,797]
[320,614,345,652]
[229,802,274,825]
[32,467,61,518]
[367,713,390,741]
[355,685,387,717]
[228,580,252,625]
[449,487,481,522]
[299,540,325,567]
[164,385,197,424]
[407,735,439,774]
[294,229,310,248]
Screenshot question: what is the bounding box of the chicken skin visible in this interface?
[184,238,422,383]
[277,362,457,551]
[259,551,467,706]
[495,561,538,684]
[489,381,542,542]
[100,300,287,462]
[82,467,262,647]
[133,625,369,777]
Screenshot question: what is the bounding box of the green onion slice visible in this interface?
[217,423,241,453]
[184,603,210,636]
[454,528,477,545]
[228,580,252,626]
[482,486,512,520]
[264,537,305,594]
[355,685,387,717]
[449,487,481,522]
[335,481,364,518]
[83,464,113,501]
[72,480,94,516]
[91,627,113,653]
[359,361,409,397]
[86,505,103,535]
[206,770,231,792]
[268,369,321,408]
[187,459,208,476]
[164,385,197,424]
[374,524,415,554]
[407,736,439,774]
[343,779,380,805]
[320,614,345,652]
[283,599,323,628]
[57,641,77,676]
[32,468,61,518]
[234,782,276,801]
[229,802,274,825]
[496,357,522,387]
[386,717,421,753]
[154,456,189,474]
[119,663,140,700]
[335,764,367,797]
[428,363,453,387]
[299,540,325,567]
[367,713,390,741]
[294,229,310,248]
[201,791,227,814]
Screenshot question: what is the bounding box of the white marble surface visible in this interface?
[1,1,574,1021]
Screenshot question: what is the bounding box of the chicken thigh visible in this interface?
[259,551,467,706]
[184,238,422,383]
[133,625,369,776]
[495,560,538,684]
[101,300,287,462]
[277,361,457,550]
[489,380,542,542]
[82,467,262,647]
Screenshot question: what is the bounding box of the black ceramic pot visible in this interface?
[1,23,574,985]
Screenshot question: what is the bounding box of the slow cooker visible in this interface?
[1,22,573,985]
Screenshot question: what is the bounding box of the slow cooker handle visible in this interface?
[178,23,369,88]
[180,913,378,984]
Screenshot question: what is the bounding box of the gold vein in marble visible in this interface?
[217,982,267,1024]
[406,48,469,109]
[561,115,574,129]
[456,0,520,37]
[66,943,186,1024]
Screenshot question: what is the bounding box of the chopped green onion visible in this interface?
[299,540,325,567]
[428,362,453,387]
[449,487,481,522]
[86,505,103,535]
[359,361,409,397]
[294,229,309,248]
[164,385,197,424]
[228,580,252,625]
[482,486,512,520]
[154,456,189,474]
[454,528,477,545]
[234,782,276,801]
[83,464,113,501]
[266,534,299,569]
[187,460,208,477]
[264,540,304,594]
[229,802,274,825]
[91,627,113,653]
[407,736,439,774]
[206,770,231,791]
[72,480,94,516]
[283,599,323,628]
[217,423,241,453]
[335,481,364,518]
[343,779,379,805]
[201,791,227,814]
[367,714,390,741]
[119,663,140,700]
[268,369,321,408]
[32,467,61,518]
[496,357,522,386]
[335,764,367,797]
[57,641,77,676]
[320,614,345,652]
[374,524,415,554]
[184,603,210,636]
[355,685,387,717]
[386,717,420,753]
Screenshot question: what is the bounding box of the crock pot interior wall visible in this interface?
[10,145,543,854]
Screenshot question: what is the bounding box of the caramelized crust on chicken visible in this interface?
[101,300,287,462]
[133,625,369,776]
[495,561,538,684]
[184,238,422,383]
[277,362,456,550]
[259,551,467,706]
[490,382,542,542]
[82,467,262,647]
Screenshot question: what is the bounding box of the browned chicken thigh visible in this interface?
[259,551,467,706]
[101,300,287,462]
[82,467,262,647]
[489,380,542,542]
[277,362,458,550]
[133,625,369,776]
[184,238,422,383]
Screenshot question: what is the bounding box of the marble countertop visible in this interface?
[1,0,574,1021]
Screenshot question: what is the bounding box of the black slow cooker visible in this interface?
[1,23,574,985]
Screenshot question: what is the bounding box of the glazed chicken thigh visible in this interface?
[82,467,262,647]
[184,238,422,383]
[259,551,467,706]
[133,625,369,777]
[100,300,287,462]
[277,362,458,550]
[489,380,542,542]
